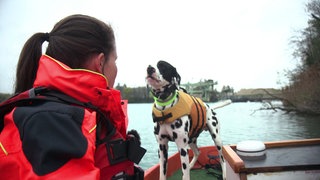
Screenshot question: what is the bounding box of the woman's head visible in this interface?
[15,14,116,93]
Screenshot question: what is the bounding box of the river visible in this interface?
[127,101,320,170]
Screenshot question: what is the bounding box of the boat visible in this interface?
[144,138,320,180]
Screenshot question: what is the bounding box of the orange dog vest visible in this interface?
[152,91,207,138]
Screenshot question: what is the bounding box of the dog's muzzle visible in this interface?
[147,65,155,76]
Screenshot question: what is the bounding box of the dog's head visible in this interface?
[146,60,181,100]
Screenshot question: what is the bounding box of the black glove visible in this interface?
[126,129,146,164]
[127,129,141,146]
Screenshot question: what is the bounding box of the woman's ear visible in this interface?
[82,53,105,73]
[94,53,106,73]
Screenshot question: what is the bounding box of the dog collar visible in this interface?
[153,91,177,106]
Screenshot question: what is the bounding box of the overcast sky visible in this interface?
[0,0,309,93]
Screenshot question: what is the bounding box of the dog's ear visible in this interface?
[157,60,181,86]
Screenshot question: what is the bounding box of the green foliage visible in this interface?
[116,83,153,103]
[0,93,11,102]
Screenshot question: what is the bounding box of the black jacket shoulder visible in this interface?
[13,101,88,175]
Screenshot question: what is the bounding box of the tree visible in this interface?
[0,93,11,102]
[282,0,320,114]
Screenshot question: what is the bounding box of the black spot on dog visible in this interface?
[159,144,168,175]
[159,144,164,151]
[221,155,225,162]
[212,122,216,127]
[184,121,189,132]
[160,134,173,141]
[216,129,219,134]
[211,109,216,115]
[217,145,221,150]
[212,133,216,139]
[154,123,160,135]
[182,163,187,170]
[180,149,187,157]
[183,138,187,143]
[171,124,175,129]
[163,158,168,174]
[174,119,182,129]
[161,134,167,139]
[172,132,177,140]
[159,145,168,160]
[212,116,218,121]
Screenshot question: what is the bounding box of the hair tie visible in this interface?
[44,32,50,42]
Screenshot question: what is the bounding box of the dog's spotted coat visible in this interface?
[146,61,226,180]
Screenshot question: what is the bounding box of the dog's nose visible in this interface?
[147,65,155,75]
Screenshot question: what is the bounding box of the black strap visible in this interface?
[0,87,47,132]
[152,112,173,123]
[0,87,115,144]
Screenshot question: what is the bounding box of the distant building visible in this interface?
[181,79,218,102]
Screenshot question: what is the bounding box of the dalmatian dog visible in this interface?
[146,60,226,180]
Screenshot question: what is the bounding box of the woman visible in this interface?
[0,14,144,179]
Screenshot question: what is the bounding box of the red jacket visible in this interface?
[0,55,134,179]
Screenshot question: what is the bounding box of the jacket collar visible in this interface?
[33,55,119,108]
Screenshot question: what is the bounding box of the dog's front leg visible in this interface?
[178,146,190,180]
[155,123,169,180]
[158,140,169,180]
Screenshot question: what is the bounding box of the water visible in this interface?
[127,101,320,170]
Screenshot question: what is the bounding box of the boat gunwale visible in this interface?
[223,138,320,174]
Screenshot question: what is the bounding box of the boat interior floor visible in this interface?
[168,168,222,180]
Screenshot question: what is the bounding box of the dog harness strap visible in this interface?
[152,112,173,123]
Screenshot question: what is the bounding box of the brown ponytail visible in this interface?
[14,33,48,93]
[14,14,115,93]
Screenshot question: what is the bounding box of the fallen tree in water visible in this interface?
[253,83,320,115]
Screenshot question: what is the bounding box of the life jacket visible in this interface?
[152,91,207,138]
[0,55,145,180]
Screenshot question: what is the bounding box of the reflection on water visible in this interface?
[127,102,320,170]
